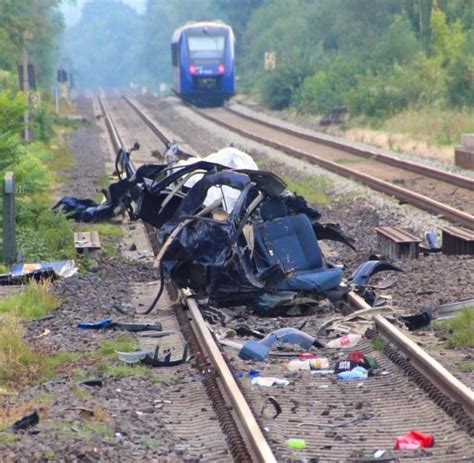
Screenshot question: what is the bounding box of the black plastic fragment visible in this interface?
[261,396,282,420]
[142,343,189,367]
[11,411,39,431]
[78,379,103,388]
[400,310,432,330]
[109,322,162,332]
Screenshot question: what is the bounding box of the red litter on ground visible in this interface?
[347,351,365,363]
[394,431,434,450]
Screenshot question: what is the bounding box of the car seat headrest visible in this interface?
[260,198,289,221]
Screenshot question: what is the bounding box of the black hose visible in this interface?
[139,261,165,315]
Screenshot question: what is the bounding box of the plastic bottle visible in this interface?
[285,358,329,371]
[287,438,307,449]
[326,334,363,349]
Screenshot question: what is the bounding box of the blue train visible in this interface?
[171,21,235,106]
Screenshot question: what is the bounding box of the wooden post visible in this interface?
[3,172,17,264]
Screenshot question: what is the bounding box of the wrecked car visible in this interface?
[53,142,401,313]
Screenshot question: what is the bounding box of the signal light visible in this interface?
[217,64,225,73]
[189,65,197,74]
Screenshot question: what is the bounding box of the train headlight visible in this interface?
[189,65,197,74]
[217,64,225,74]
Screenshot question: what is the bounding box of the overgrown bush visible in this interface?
[16,198,75,262]
[237,1,473,124]
[297,58,359,114]
[259,63,312,110]
[347,59,445,119]
[445,34,474,107]
[31,102,55,143]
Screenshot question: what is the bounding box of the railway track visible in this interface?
[99,96,276,462]
[100,95,473,461]
[189,104,474,230]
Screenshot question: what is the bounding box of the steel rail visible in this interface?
[183,289,277,463]
[123,96,169,145]
[100,96,276,462]
[374,314,474,420]
[190,107,474,230]
[225,106,474,191]
[348,291,474,421]
[98,97,123,151]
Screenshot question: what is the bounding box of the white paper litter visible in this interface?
[251,376,290,387]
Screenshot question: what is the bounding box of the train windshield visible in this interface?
[187,33,226,62]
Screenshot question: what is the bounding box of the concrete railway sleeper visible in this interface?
[96,95,474,461]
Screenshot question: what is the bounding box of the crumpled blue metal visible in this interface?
[349,260,403,287]
[77,317,113,329]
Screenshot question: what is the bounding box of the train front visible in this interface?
[179,23,234,106]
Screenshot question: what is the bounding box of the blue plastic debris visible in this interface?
[239,340,269,361]
[239,328,315,361]
[77,317,113,329]
[337,366,368,381]
[260,327,315,349]
[349,260,403,287]
[425,230,439,249]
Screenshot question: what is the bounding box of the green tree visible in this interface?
[430,3,466,65]
[0,0,63,83]
[0,91,25,170]
[446,31,474,106]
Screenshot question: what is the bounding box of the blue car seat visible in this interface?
[254,213,343,292]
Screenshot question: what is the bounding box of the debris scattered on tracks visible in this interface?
[77,317,114,329]
[118,343,189,367]
[285,357,329,371]
[239,327,317,361]
[117,348,154,363]
[421,230,441,253]
[77,317,163,332]
[77,378,104,388]
[349,260,403,288]
[0,260,78,284]
[52,139,404,318]
[9,411,40,432]
[399,309,432,330]
[327,333,363,348]
[261,396,282,419]
[251,376,289,387]
[337,365,369,381]
[287,438,307,449]
[394,430,434,450]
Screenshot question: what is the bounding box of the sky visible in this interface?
[61,0,147,26]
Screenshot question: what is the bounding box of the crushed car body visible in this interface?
[52,142,402,313]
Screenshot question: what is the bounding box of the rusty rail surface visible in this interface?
[191,106,474,230]
[348,291,474,428]
[225,106,474,191]
[98,97,123,152]
[100,96,276,462]
[107,95,474,455]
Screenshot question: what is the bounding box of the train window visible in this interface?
[171,43,178,66]
[187,34,225,60]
